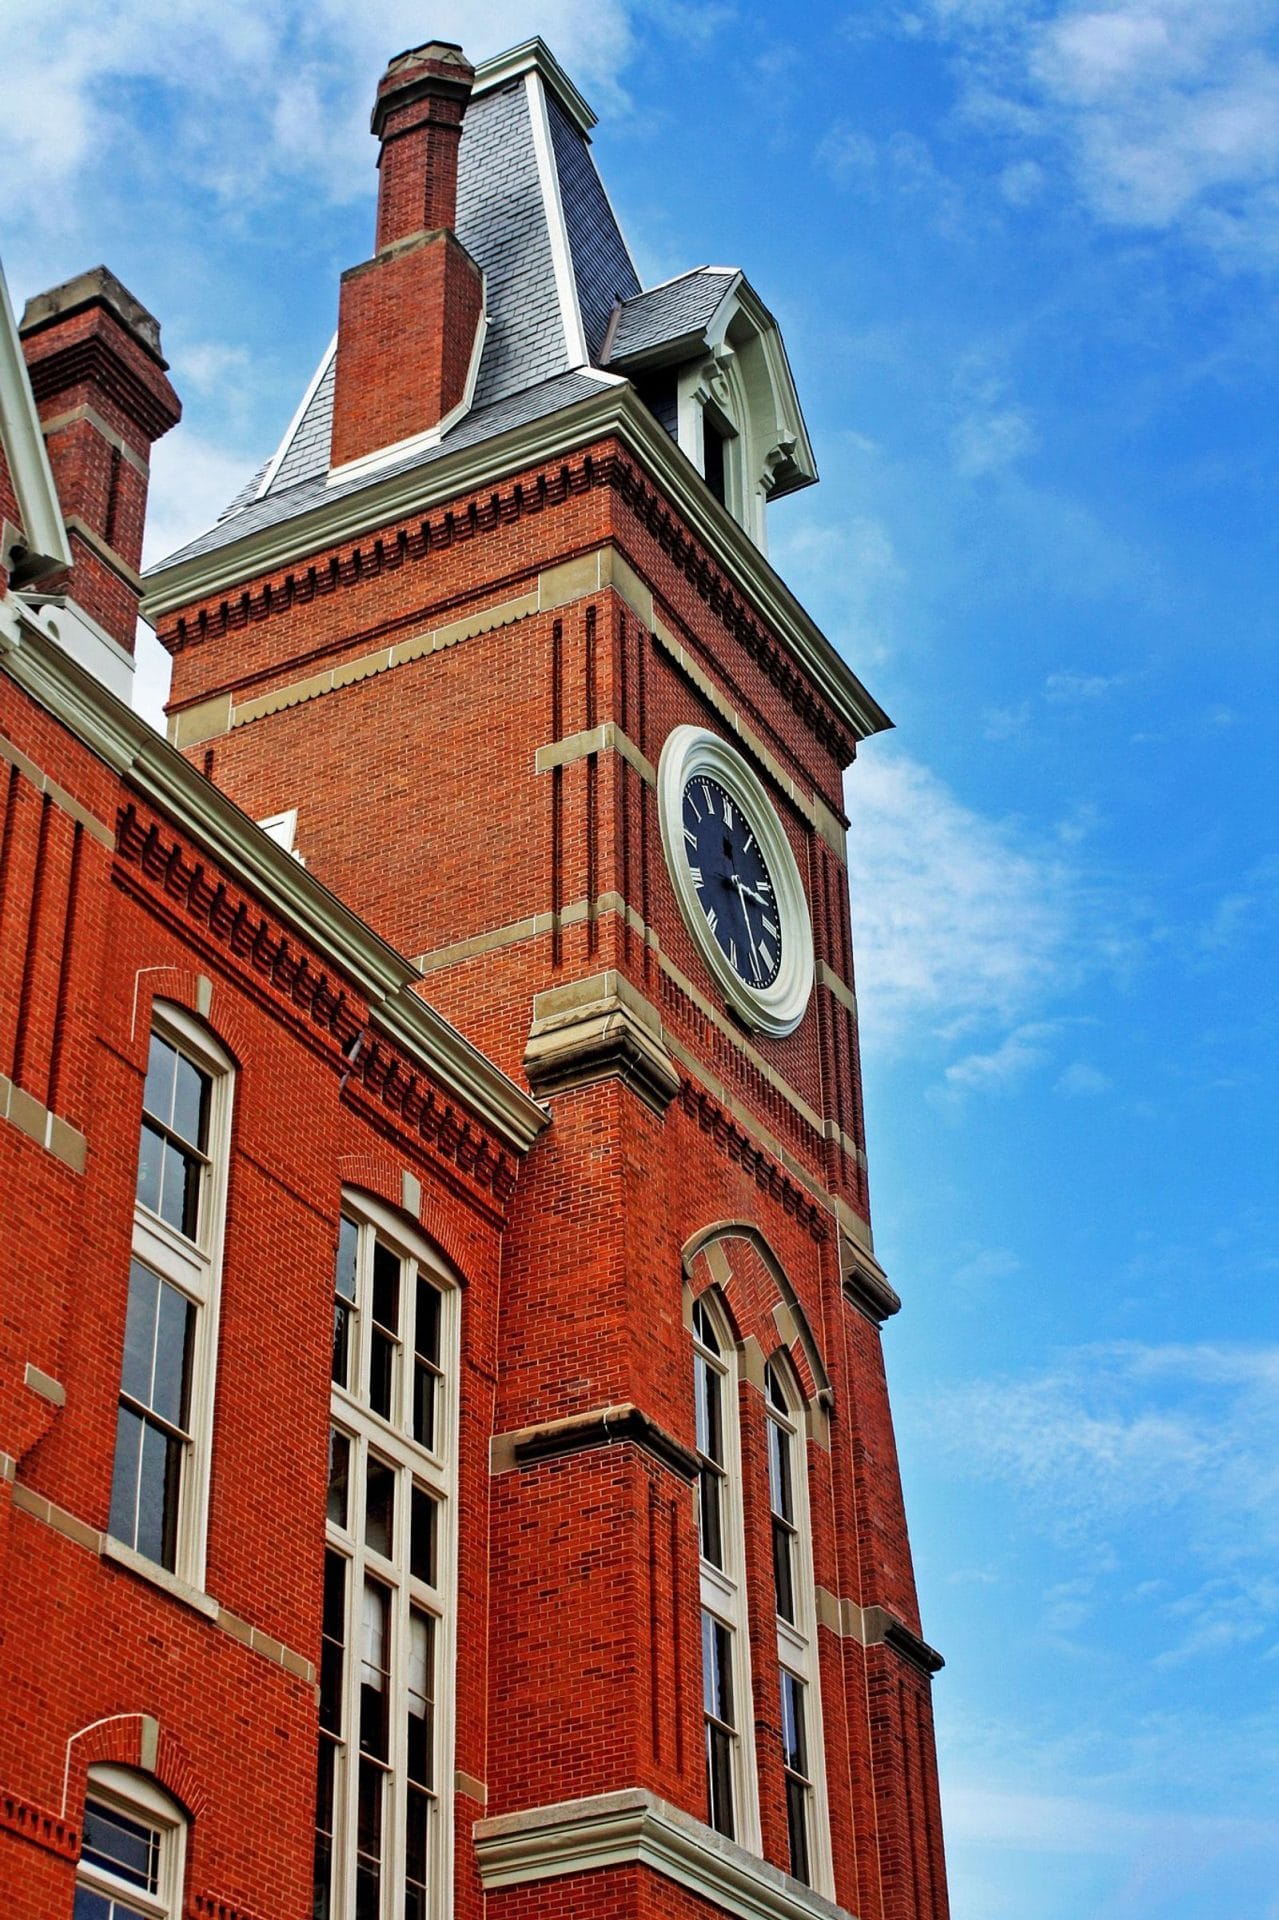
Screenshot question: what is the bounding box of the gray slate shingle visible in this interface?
[607,270,738,364]
[546,90,639,360]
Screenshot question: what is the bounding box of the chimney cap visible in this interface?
[19,265,167,368]
[371,40,475,139]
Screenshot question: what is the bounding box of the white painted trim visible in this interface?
[325,308,488,487]
[21,594,134,702]
[0,257,71,580]
[257,334,336,499]
[525,72,590,371]
[473,38,597,135]
[473,1788,856,1920]
[139,383,890,747]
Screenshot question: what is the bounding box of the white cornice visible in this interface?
[141,385,890,745]
[0,600,547,1156]
[473,1788,856,1920]
[0,258,72,583]
[472,37,597,136]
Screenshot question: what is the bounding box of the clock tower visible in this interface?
[144,36,949,1920]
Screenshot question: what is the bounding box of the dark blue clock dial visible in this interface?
[681,775,782,989]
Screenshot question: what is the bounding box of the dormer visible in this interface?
[603,267,817,553]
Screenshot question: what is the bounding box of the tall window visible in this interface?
[74,1766,185,1920]
[109,1008,232,1583]
[765,1358,832,1894]
[692,1294,759,1848]
[315,1194,456,1920]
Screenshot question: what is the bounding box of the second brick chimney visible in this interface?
[19,267,180,653]
[330,41,483,471]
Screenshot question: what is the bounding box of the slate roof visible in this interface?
[146,44,769,579]
[156,370,609,569]
[605,270,739,366]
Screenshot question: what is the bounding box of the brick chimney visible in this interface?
[19,267,180,653]
[330,41,484,472]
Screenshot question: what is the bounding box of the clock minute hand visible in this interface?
[732,875,763,976]
[732,874,771,909]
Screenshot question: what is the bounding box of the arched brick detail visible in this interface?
[338,1162,467,1286]
[63,1714,202,1822]
[336,1151,404,1216]
[130,970,250,1069]
[682,1221,830,1404]
[153,1728,207,1819]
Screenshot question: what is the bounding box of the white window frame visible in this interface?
[110,1002,233,1589]
[765,1355,834,1897]
[318,1189,459,1920]
[75,1764,186,1920]
[692,1291,760,1852]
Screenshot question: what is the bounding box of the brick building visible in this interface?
[0,34,949,1920]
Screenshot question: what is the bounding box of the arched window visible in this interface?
[765,1356,833,1894]
[109,1004,233,1585]
[692,1293,760,1848]
[74,1765,186,1920]
[315,1191,458,1920]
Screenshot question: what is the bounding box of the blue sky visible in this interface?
[4,4,1276,1915]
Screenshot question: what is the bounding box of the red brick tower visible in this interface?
[141,35,950,1920]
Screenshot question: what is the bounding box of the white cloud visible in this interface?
[1044,669,1124,700]
[944,1021,1059,1092]
[910,0,1279,265]
[0,1,637,228]
[1055,1058,1112,1094]
[845,746,1076,1052]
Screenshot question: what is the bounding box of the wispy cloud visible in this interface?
[0,1,637,230]
[845,745,1078,1053]
[903,0,1279,267]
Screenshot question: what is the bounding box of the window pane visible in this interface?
[772,1515,795,1624]
[701,1611,734,1726]
[335,1217,359,1302]
[706,1721,735,1839]
[109,1404,143,1547]
[412,1360,436,1451]
[371,1241,399,1334]
[158,1137,202,1240]
[143,1031,176,1123]
[359,1580,390,1760]
[693,1297,720,1353]
[364,1455,395,1558]
[327,1429,351,1529]
[781,1671,808,1775]
[410,1486,437,1587]
[414,1279,439,1364]
[768,1416,793,1522]
[120,1261,159,1406]
[71,1891,112,1920]
[135,1118,164,1216]
[786,1775,811,1884]
[695,1355,723,1466]
[81,1799,158,1890]
[332,1302,352,1390]
[698,1464,724,1569]
[406,1609,435,1788]
[152,1278,194,1430]
[136,1417,183,1569]
[171,1049,210,1152]
[368,1329,394,1421]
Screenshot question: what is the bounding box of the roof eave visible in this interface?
[141,383,890,744]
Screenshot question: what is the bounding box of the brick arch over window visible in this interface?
[63,1713,207,1822]
[130,966,251,1071]
[335,1166,468,1288]
[682,1223,831,1407]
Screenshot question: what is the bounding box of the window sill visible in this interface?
[102,1536,219,1620]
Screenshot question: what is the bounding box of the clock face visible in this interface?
[658,726,815,1039]
[681,775,782,989]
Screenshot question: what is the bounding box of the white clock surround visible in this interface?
[658,725,815,1039]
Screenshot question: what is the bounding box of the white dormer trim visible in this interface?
[257,334,337,499]
[0,258,72,585]
[524,72,590,372]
